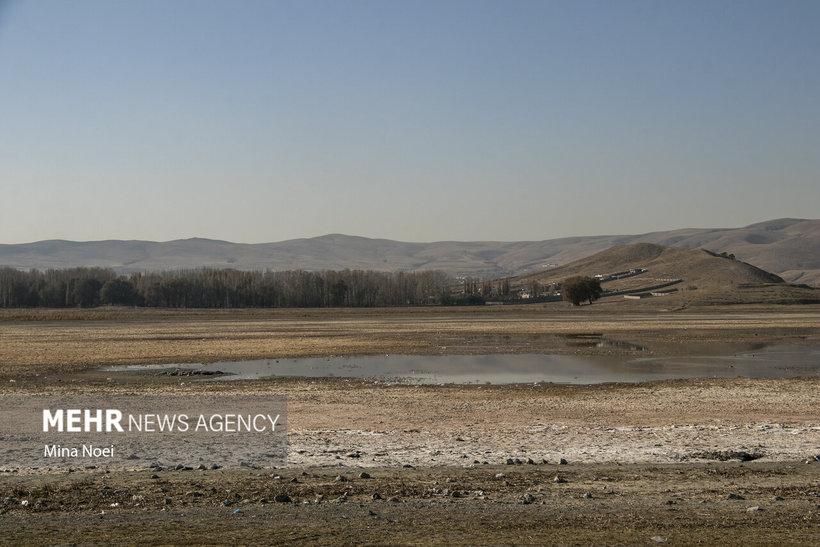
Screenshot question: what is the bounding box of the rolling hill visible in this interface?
[1,218,818,286]
[513,243,819,306]
[510,243,820,309]
[513,243,789,296]
[518,243,783,289]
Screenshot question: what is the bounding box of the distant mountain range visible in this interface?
[1,218,818,286]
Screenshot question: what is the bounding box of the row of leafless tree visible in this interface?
[0,267,453,308]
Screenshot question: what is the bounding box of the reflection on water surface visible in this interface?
[107,344,820,385]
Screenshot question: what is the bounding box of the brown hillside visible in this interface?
[1,219,818,285]
[521,244,781,287]
[512,243,820,305]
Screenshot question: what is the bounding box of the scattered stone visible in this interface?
[495,473,505,479]
[273,494,292,503]
[772,496,785,501]
[746,506,763,512]
[359,472,371,479]
[196,464,207,470]
[335,475,347,482]
[554,476,568,484]
[650,536,667,544]
[210,464,221,470]
[559,458,568,465]
[233,509,243,515]
[150,474,159,479]
[185,491,204,497]
[520,493,535,504]
[727,493,745,500]
[126,454,140,460]
[506,458,515,465]
[346,452,361,459]
[388,497,400,503]
[584,492,593,499]
[526,458,536,465]
[402,464,414,469]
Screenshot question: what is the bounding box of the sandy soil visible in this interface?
[1,306,819,544]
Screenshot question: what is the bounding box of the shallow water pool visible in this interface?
[107,344,820,385]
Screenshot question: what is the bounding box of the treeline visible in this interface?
[0,267,453,308]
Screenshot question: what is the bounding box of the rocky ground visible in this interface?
[2,460,819,545]
[1,376,819,544]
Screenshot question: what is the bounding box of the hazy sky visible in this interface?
[1,0,818,244]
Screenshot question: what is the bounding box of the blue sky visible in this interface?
[1,0,818,243]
